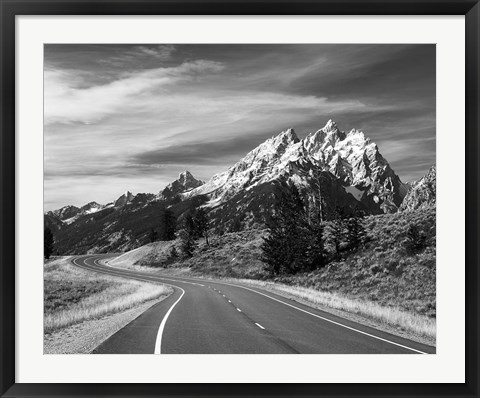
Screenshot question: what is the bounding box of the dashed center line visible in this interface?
[255,323,265,330]
[236,308,242,312]
[228,300,232,303]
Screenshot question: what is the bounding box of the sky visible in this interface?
[44,44,435,211]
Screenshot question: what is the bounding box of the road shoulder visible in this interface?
[44,296,167,354]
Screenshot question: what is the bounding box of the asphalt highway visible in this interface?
[71,255,436,354]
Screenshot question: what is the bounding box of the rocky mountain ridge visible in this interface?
[399,165,436,211]
[45,119,435,254]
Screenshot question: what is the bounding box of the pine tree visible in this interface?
[149,228,158,243]
[228,216,243,233]
[261,183,310,275]
[179,213,196,258]
[166,245,178,265]
[44,227,54,259]
[160,208,176,240]
[404,224,427,255]
[345,211,366,252]
[194,208,210,246]
[169,246,178,259]
[324,208,347,259]
[309,168,328,223]
[304,202,325,270]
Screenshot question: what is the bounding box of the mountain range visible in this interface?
[45,120,435,254]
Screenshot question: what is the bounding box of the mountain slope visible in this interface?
[400,165,436,211]
[46,205,80,221]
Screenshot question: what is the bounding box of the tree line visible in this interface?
[261,183,366,276]
[148,206,211,259]
[44,184,428,267]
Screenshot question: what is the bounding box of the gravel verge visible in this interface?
[44,295,167,354]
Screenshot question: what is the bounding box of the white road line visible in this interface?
[223,295,226,297]
[207,280,428,354]
[154,287,185,355]
[237,308,242,312]
[255,323,265,330]
[77,255,428,354]
[228,300,232,303]
[72,256,186,355]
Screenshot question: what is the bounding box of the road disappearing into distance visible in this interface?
[71,255,435,354]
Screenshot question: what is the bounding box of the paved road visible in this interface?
[71,255,436,354]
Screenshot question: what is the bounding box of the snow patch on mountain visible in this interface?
[81,201,104,214]
[345,186,364,201]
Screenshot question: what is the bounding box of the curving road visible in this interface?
[71,255,436,354]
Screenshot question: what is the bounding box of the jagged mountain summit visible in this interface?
[81,201,105,214]
[159,170,205,200]
[184,120,407,215]
[400,165,436,211]
[114,191,135,207]
[47,205,80,221]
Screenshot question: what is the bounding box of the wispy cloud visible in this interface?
[45,59,224,125]
[97,44,176,67]
[44,44,435,210]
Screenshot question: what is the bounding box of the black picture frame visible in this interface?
[1,1,479,397]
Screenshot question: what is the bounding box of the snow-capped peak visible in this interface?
[323,119,338,132]
[183,119,406,214]
[159,171,204,200]
[114,191,135,207]
[178,170,198,187]
[275,128,299,144]
[49,205,81,221]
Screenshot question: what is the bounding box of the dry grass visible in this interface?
[180,229,266,278]
[44,257,172,333]
[227,278,436,340]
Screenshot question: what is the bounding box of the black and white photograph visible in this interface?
[43,44,436,355]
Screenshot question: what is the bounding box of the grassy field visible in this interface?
[44,257,172,333]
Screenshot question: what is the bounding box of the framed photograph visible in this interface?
[1,1,479,397]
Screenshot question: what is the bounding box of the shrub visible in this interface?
[404,224,428,255]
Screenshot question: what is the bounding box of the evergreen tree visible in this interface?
[309,168,328,222]
[169,245,178,259]
[228,216,243,233]
[179,213,196,258]
[345,211,366,252]
[324,208,347,258]
[149,228,158,243]
[304,202,326,270]
[194,208,210,246]
[44,227,54,259]
[261,184,310,275]
[160,208,176,240]
[404,224,427,254]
